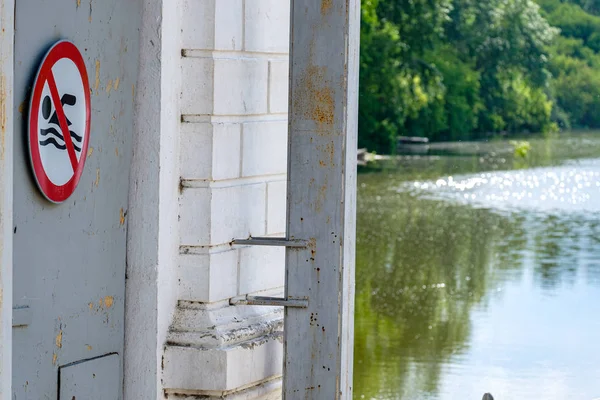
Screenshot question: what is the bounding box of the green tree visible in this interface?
[359,0,600,152]
[358,0,452,153]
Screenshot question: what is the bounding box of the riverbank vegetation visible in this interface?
[359,0,600,153]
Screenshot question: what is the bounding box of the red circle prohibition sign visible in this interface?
[28,40,91,203]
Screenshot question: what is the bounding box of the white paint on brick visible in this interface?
[268,60,289,114]
[180,123,213,180]
[244,0,290,53]
[213,58,269,115]
[179,184,267,247]
[163,336,283,392]
[238,246,285,295]
[210,183,267,244]
[179,187,212,246]
[266,181,287,235]
[242,121,288,177]
[212,123,242,180]
[181,57,214,115]
[180,123,242,181]
[165,0,292,396]
[180,0,243,51]
[167,377,281,400]
[178,250,238,302]
[180,0,215,50]
[215,0,243,50]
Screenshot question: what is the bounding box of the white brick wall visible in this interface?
[179,183,267,246]
[181,57,214,115]
[178,250,238,302]
[213,58,269,115]
[180,0,244,51]
[242,121,288,177]
[169,0,290,395]
[238,246,285,294]
[180,122,242,181]
[266,181,287,235]
[244,0,290,53]
[268,60,289,114]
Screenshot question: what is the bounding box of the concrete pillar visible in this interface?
[124,0,181,398]
[125,0,290,398]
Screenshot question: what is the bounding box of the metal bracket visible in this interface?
[232,237,308,248]
[230,295,309,308]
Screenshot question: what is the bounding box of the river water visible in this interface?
[354,134,600,399]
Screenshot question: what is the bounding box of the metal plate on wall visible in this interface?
[59,354,120,400]
[12,0,141,398]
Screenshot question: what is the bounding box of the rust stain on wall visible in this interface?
[326,141,335,165]
[106,79,113,94]
[104,296,114,308]
[321,0,333,15]
[18,102,24,114]
[114,77,120,90]
[52,353,57,365]
[76,0,81,8]
[87,146,94,157]
[295,66,334,126]
[95,168,100,187]
[119,208,125,225]
[315,183,328,212]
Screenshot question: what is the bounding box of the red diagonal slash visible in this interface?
[46,71,78,171]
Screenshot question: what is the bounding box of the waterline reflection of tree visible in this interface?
[353,183,600,399]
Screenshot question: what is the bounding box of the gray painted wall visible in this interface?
[12,1,140,398]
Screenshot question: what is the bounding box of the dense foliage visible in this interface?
[359,0,600,153]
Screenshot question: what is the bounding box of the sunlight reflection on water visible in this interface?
[404,158,600,214]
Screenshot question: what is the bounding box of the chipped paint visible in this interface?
[88,302,94,310]
[52,353,57,365]
[55,331,63,348]
[321,0,333,15]
[86,345,92,351]
[18,102,24,114]
[114,77,120,90]
[104,296,114,308]
[94,60,100,93]
[115,147,119,157]
[76,0,81,7]
[87,146,94,157]
[119,208,125,225]
[95,168,100,187]
[106,79,113,94]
